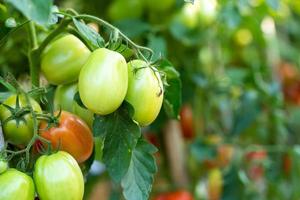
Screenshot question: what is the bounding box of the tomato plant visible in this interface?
[39,111,93,163]
[78,48,128,115]
[41,34,91,85]
[125,60,163,126]
[0,94,42,146]
[0,169,35,200]
[34,151,84,200]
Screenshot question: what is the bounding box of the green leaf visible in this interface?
[148,35,167,61]
[100,102,141,183]
[157,59,182,119]
[5,0,53,25]
[190,140,217,162]
[121,138,157,200]
[73,18,105,50]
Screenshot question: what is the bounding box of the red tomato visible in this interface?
[179,104,194,139]
[283,154,292,175]
[38,111,94,163]
[245,149,267,180]
[153,190,193,200]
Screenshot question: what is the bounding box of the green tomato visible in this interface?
[0,94,42,145]
[0,169,35,200]
[54,83,94,127]
[146,0,175,12]
[0,160,8,174]
[108,0,144,21]
[125,60,163,126]
[54,83,78,113]
[34,151,84,200]
[41,34,91,85]
[79,48,128,115]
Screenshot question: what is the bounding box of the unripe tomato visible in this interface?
[54,83,93,127]
[179,104,194,139]
[41,34,91,85]
[54,83,77,113]
[0,160,8,174]
[39,111,93,163]
[125,60,163,126]
[146,0,175,12]
[34,151,84,200]
[79,48,128,115]
[153,190,193,200]
[0,94,42,145]
[108,0,144,21]
[0,169,35,200]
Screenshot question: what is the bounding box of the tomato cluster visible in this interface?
[0,33,164,199]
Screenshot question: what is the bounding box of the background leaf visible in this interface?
[5,0,53,25]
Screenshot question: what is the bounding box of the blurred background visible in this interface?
[2,0,300,199]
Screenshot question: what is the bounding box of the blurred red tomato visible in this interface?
[153,190,193,200]
[245,149,267,180]
[179,104,194,139]
[282,153,292,176]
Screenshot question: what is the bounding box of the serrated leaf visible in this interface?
[157,59,182,119]
[100,103,141,183]
[73,18,105,50]
[121,139,157,200]
[5,0,53,26]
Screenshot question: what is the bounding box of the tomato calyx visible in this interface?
[36,110,62,130]
[1,95,31,126]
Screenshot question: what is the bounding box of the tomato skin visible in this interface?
[0,169,35,200]
[34,151,84,200]
[125,60,163,126]
[108,0,144,21]
[41,34,91,85]
[179,104,194,139]
[54,83,77,113]
[0,160,8,174]
[54,83,94,127]
[153,190,193,200]
[39,111,93,163]
[79,48,128,115]
[0,94,42,145]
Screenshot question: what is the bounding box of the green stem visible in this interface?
[28,21,38,49]
[37,19,72,54]
[73,15,154,62]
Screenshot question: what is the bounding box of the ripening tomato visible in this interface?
[39,111,93,163]
[41,34,91,85]
[179,104,194,139]
[108,0,144,21]
[0,169,35,200]
[79,48,128,115]
[207,168,223,200]
[0,94,42,145]
[246,149,267,180]
[283,153,292,176]
[125,60,163,126]
[34,151,84,200]
[153,190,193,200]
[54,83,94,127]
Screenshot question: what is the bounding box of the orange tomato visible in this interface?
[180,104,194,139]
[39,111,94,163]
[153,190,193,200]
